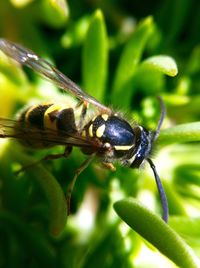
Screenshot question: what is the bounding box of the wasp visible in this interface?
[0,39,168,222]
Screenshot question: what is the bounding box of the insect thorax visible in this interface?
[81,113,153,167]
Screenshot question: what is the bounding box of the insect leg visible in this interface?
[43,146,72,161]
[101,162,116,171]
[66,154,95,215]
[15,146,72,175]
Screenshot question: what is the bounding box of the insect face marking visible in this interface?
[130,128,152,168]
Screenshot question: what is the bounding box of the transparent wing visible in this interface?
[0,39,111,113]
[0,118,100,149]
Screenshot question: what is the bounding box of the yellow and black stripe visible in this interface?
[17,103,77,148]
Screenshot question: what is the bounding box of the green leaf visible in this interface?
[8,144,67,237]
[41,0,69,28]
[131,69,164,95]
[10,0,33,8]
[169,217,200,253]
[164,182,187,216]
[112,16,154,107]
[82,9,108,101]
[187,46,200,75]
[0,53,29,87]
[61,16,90,48]
[139,55,178,76]
[157,122,200,146]
[158,0,192,46]
[114,198,200,268]
[169,217,200,238]
[0,211,56,266]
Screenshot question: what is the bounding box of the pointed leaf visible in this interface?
[41,0,69,28]
[140,55,178,76]
[157,122,200,146]
[114,198,200,268]
[9,144,67,236]
[112,16,154,107]
[82,9,108,101]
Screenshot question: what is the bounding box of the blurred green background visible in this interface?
[0,0,200,267]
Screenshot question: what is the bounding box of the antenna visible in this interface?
[147,97,168,222]
[153,96,166,141]
[147,158,169,222]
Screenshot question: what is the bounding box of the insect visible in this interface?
[0,39,168,222]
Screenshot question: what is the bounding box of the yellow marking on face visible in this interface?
[101,114,109,121]
[96,124,106,138]
[128,154,136,164]
[89,124,93,137]
[114,145,133,151]
[82,130,86,137]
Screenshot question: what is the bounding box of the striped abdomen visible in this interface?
[17,103,77,148]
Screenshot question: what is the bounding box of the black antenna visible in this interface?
[153,96,166,141]
[148,96,168,222]
[147,158,168,222]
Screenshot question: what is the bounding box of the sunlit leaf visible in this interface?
[114,198,200,268]
[112,16,154,107]
[82,9,108,101]
[41,0,69,28]
[158,122,200,146]
[10,0,33,8]
[139,55,178,77]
